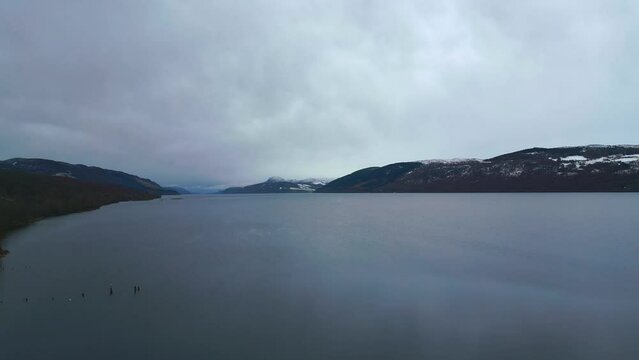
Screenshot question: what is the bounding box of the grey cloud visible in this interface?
[1,0,638,186]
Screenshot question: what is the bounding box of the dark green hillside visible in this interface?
[0,158,177,195]
[319,163,422,192]
[0,170,157,256]
[318,145,639,193]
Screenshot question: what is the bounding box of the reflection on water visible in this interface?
[1,193,639,359]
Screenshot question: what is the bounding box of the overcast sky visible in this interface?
[1,1,638,186]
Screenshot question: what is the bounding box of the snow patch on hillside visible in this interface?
[299,178,332,186]
[551,154,639,166]
[54,172,75,178]
[560,156,587,161]
[585,155,639,164]
[584,144,639,149]
[419,158,481,165]
[267,177,331,185]
[292,184,314,192]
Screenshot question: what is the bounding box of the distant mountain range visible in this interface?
[2,145,638,256]
[0,158,177,195]
[222,177,330,194]
[318,145,639,192]
[163,186,192,195]
[2,144,638,251]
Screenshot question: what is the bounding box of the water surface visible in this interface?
[1,193,639,359]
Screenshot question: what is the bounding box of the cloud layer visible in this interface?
[1,0,638,185]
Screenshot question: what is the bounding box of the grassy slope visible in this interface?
[0,170,158,256]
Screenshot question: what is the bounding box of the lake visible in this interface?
[1,193,639,359]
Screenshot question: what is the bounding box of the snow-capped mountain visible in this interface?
[318,145,639,192]
[222,177,330,194]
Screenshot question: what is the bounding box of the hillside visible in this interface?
[222,177,328,194]
[0,169,158,256]
[0,158,177,195]
[318,145,639,193]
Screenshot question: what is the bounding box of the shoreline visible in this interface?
[0,197,159,258]
[0,169,161,258]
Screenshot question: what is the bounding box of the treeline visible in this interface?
[0,170,157,255]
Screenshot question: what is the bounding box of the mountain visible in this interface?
[163,186,192,195]
[222,177,329,194]
[318,145,639,193]
[0,169,158,256]
[178,185,225,194]
[0,158,177,195]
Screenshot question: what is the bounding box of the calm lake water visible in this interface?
[1,193,639,359]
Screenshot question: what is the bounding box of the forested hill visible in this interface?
[0,158,177,195]
[0,170,157,256]
[318,145,639,193]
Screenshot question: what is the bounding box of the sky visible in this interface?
[1,0,638,186]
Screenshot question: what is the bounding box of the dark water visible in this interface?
[1,194,639,359]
